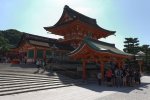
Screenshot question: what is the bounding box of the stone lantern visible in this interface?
[135,51,145,73]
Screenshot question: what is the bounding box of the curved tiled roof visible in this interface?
[54,5,97,27]
[16,33,74,51]
[44,5,115,35]
[69,37,132,56]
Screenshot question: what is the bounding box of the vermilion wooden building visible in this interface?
[44,5,132,80]
[11,33,74,63]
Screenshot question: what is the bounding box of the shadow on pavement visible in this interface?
[77,78,150,93]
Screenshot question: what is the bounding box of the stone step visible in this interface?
[0,79,80,88]
[0,71,56,78]
[0,75,59,80]
[0,70,77,80]
[0,79,72,87]
[0,79,65,85]
[0,73,74,82]
[0,70,80,96]
[0,73,73,81]
[0,75,75,83]
[0,74,77,83]
[0,83,71,93]
[0,84,72,96]
[0,78,59,83]
[0,81,73,90]
[0,72,69,79]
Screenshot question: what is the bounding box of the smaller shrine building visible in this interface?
[10,33,74,64]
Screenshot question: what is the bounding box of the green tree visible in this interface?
[123,38,140,54]
[0,29,23,46]
[141,45,150,71]
[0,36,10,53]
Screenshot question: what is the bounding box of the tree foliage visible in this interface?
[0,29,23,46]
[123,38,140,54]
[124,37,150,72]
[140,45,150,70]
[0,36,10,52]
[0,29,24,54]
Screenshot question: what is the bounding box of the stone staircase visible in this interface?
[0,71,81,96]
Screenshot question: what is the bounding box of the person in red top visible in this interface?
[106,69,112,86]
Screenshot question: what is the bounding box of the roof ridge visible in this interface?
[84,37,116,48]
[64,5,96,20]
[64,5,97,25]
[23,33,57,43]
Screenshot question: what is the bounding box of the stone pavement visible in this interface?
[0,76,150,100]
[96,76,150,100]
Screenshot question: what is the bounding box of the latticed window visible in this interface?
[28,50,34,58]
[37,50,43,58]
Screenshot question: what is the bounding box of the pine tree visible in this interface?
[123,38,140,54]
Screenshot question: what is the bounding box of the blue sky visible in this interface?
[0,0,150,50]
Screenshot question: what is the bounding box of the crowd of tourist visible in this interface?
[0,56,10,63]
[98,64,141,87]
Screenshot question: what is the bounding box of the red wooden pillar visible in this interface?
[118,61,122,69]
[121,61,123,68]
[34,48,37,61]
[100,61,104,80]
[117,61,120,69]
[82,60,87,80]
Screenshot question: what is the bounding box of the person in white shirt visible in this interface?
[97,72,101,85]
